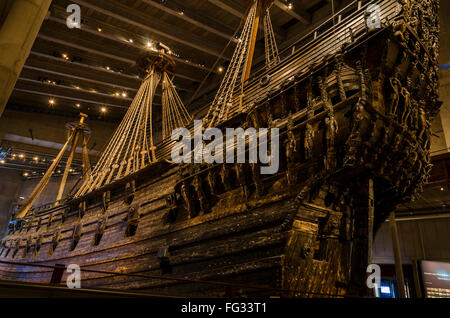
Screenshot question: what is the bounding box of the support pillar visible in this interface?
[367,179,374,264]
[389,211,406,298]
[0,0,52,118]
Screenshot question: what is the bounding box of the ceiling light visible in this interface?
[129,38,134,43]
[106,66,111,71]
[121,92,127,98]
[218,66,224,73]
[33,156,39,161]
[441,187,445,191]
[49,98,55,105]
[101,106,107,113]
[287,3,293,10]
[115,92,120,97]
[19,154,25,159]
[0,160,5,164]
[147,41,153,48]
[23,172,29,177]
[97,27,102,32]
[76,103,81,108]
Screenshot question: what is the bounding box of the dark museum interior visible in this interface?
[0,0,449,300]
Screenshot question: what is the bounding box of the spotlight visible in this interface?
[101,106,107,113]
[287,3,293,10]
[0,160,5,164]
[97,27,102,32]
[49,98,55,105]
[76,103,81,108]
[121,92,127,98]
[23,172,29,177]
[218,66,224,73]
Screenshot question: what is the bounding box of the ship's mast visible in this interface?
[75,48,192,197]
[205,0,278,127]
[14,113,91,219]
[242,0,262,81]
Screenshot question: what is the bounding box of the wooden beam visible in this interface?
[243,1,262,81]
[274,0,310,25]
[27,51,194,94]
[48,9,215,73]
[17,77,135,101]
[35,34,201,83]
[74,0,227,59]
[207,0,285,38]
[29,51,142,82]
[207,0,244,19]
[140,0,234,41]
[22,65,139,93]
[12,89,129,109]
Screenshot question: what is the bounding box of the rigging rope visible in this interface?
[204,0,280,127]
[75,62,192,197]
[205,1,258,127]
[263,5,280,69]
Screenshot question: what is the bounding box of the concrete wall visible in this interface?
[0,169,22,234]
[18,176,78,208]
[373,217,450,264]
[0,110,117,228]
[0,172,78,233]
[0,110,118,154]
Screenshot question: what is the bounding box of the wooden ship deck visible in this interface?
[0,0,441,297]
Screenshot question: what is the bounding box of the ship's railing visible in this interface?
[246,0,374,82]
[237,0,399,108]
[153,0,401,162]
[53,0,398,204]
[0,260,363,298]
[22,0,400,211]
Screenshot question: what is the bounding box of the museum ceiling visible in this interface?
[6,0,350,121]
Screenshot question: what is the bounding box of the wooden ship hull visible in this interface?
[0,0,441,297]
